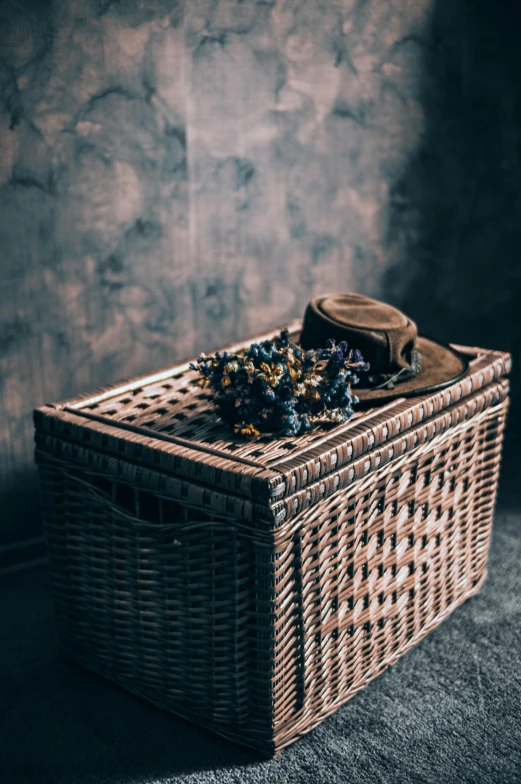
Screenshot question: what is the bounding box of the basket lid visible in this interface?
[34,321,510,529]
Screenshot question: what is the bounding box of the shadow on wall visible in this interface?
[385,0,521,437]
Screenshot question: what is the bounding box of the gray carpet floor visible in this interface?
[1,487,520,784]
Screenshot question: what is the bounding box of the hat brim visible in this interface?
[349,335,468,405]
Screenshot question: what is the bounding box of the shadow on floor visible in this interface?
[0,566,260,782]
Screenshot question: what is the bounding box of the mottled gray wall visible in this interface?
[1,0,519,553]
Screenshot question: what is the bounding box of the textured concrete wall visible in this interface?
[1,0,519,550]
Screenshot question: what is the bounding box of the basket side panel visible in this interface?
[37,454,278,751]
[270,396,508,750]
[36,391,508,756]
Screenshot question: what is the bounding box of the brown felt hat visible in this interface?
[299,293,468,404]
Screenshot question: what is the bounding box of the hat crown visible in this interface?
[300,293,418,374]
[318,293,411,331]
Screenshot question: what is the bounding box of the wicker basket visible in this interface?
[34,321,510,756]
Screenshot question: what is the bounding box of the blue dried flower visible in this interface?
[190,331,368,440]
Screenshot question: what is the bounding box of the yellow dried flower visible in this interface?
[304,387,321,401]
[234,423,260,440]
[259,362,284,387]
[325,408,346,423]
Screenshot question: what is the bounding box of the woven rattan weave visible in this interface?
[34,322,510,755]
